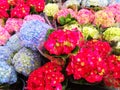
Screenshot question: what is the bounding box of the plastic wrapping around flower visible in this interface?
[12,47,41,76]
[19,20,52,50]
[77,9,95,25]
[0,61,17,84]
[0,26,10,45]
[56,8,77,25]
[63,0,81,8]
[82,26,99,39]
[81,0,109,7]
[44,29,84,55]
[5,33,23,53]
[93,10,115,28]
[5,18,23,33]
[110,0,120,4]
[0,46,13,63]
[103,27,120,42]
[27,62,64,90]
[66,40,111,83]
[43,3,59,17]
[23,14,45,23]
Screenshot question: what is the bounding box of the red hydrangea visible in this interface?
[44,29,84,55]
[10,2,30,18]
[104,55,120,87]
[8,0,24,6]
[66,40,111,83]
[27,62,64,90]
[0,0,9,11]
[0,9,9,18]
[27,0,45,12]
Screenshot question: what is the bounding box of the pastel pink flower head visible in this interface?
[23,14,45,23]
[5,18,23,33]
[56,8,77,23]
[77,9,95,25]
[93,10,115,28]
[0,26,10,45]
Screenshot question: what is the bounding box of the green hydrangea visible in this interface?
[43,3,59,17]
[12,47,41,76]
[103,27,120,42]
[82,26,99,39]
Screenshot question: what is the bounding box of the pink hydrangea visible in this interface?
[5,18,23,33]
[56,8,77,23]
[77,9,95,25]
[0,26,10,45]
[23,14,45,23]
[93,10,115,28]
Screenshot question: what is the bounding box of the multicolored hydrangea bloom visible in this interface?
[93,10,115,28]
[44,3,59,17]
[23,14,45,23]
[0,26,10,45]
[103,27,120,42]
[12,47,41,76]
[6,33,23,53]
[5,18,23,33]
[19,20,52,50]
[77,9,95,25]
[82,26,99,39]
[0,46,13,63]
[0,61,17,84]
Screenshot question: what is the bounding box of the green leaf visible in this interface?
[59,17,66,25]
[65,18,72,23]
[71,46,79,54]
[66,14,71,18]
[46,29,54,38]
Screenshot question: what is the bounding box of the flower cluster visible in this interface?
[44,29,84,55]
[66,40,111,83]
[27,62,64,90]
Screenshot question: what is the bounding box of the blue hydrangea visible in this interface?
[81,0,109,7]
[0,46,13,63]
[19,20,52,50]
[110,0,120,4]
[12,47,41,76]
[0,61,17,84]
[6,33,23,53]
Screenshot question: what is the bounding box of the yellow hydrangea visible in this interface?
[44,3,59,17]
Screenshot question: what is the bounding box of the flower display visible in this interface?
[103,27,120,42]
[77,9,95,25]
[44,29,84,55]
[0,61,17,84]
[5,18,23,33]
[12,47,41,76]
[43,3,59,17]
[19,20,52,50]
[27,62,64,90]
[0,26,10,45]
[6,34,23,53]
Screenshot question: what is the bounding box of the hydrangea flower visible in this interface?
[81,0,109,7]
[12,47,41,76]
[77,9,95,25]
[0,25,10,45]
[93,10,115,28]
[19,20,52,50]
[5,18,23,33]
[82,26,99,39]
[6,33,23,53]
[0,61,17,84]
[23,14,45,23]
[0,46,13,63]
[103,27,120,42]
[44,3,59,17]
